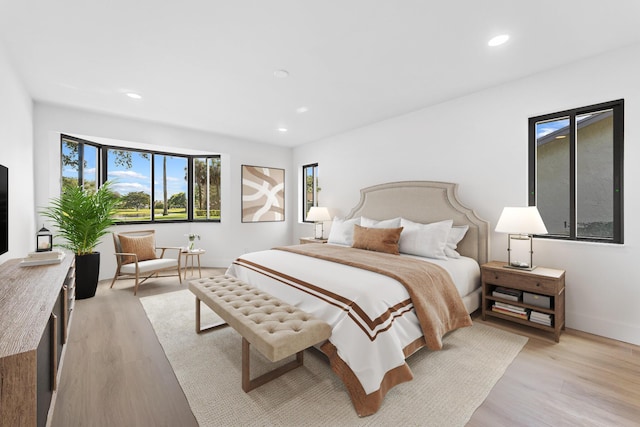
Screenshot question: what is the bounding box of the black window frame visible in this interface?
[151,152,189,222]
[302,163,319,223]
[191,156,222,222]
[528,99,624,244]
[60,134,221,224]
[61,134,101,191]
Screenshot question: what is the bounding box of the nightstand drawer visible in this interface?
[483,269,559,294]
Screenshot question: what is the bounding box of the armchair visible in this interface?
[110,229,182,295]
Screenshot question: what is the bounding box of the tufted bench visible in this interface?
[188,275,332,392]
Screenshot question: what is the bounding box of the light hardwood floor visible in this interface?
[469,319,640,426]
[52,272,640,426]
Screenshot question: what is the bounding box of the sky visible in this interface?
[535,118,569,138]
[62,147,187,200]
[108,153,187,199]
[535,112,598,138]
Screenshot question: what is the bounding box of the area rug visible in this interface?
[141,289,528,427]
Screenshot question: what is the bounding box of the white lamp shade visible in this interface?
[495,206,548,235]
[307,206,331,222]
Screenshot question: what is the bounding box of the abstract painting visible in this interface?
[241,165,285,222]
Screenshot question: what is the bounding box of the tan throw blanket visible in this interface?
[274,244,472,350]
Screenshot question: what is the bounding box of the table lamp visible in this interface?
[495,206,548,270]
[307,207,331,239]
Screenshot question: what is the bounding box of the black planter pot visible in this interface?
[75,252,100,299]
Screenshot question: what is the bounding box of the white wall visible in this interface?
[33,103,293,280]
[0,43,35,264]
[293,43,640,346]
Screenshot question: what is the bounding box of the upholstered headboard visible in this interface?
[346,181,489,264]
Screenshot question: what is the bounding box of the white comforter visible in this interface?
[226,248,479,396]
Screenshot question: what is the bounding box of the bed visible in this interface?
[226,181,489,416]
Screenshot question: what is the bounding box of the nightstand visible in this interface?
[481,261,565,342]
[299,237,328,244]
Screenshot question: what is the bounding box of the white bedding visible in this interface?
[403,254,480,298]
[226,247,480,397]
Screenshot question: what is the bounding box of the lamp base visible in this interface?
[505,234,538,272]
[503,263,537,271]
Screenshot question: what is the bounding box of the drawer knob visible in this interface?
[494,275,499,280]
[536,283,541,287]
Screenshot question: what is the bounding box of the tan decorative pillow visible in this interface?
[118,234,157,264]
[352,225,404,255]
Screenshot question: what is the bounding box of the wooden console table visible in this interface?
[0,254,75,427]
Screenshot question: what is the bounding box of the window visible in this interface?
[528,99,623,243]
[60,134,220,223]
[192,156,221,220]
[302,163,318,222]
[154,154,188,221]
[107,148,152,221]
[61,135,99,193]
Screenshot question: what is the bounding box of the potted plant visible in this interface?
[41,181,120,299]
[185,233,200,251]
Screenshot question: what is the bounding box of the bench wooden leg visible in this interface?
[241,337,304,392]
[195,297,227,334]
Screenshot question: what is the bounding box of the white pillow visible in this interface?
[399,218,453,260]
[445,225,469,259]
[361,216,401,229]
[327,217,361,246]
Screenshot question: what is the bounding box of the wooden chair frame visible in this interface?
[110,229,182,295]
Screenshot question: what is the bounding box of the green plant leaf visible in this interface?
[40,181,120,255]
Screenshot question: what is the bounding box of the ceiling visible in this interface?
[1,1,640,147]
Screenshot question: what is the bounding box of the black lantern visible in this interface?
[36,225,53,252]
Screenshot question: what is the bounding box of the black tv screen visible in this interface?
[0,164,7,256]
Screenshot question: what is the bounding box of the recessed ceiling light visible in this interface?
[488,34,510,47]
[273,69,289,78]
[296,106,309,114]
[125,92,142,99]
[277,127,288,133]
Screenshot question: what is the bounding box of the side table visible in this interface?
[183,249,205,280]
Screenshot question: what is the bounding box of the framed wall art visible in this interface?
[241,165,285,222]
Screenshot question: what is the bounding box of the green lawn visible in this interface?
[113,208,220,221]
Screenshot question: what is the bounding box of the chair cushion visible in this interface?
[118,234,157,264]
[120,258,178,274]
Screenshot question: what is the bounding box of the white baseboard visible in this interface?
[567,310,640,346]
